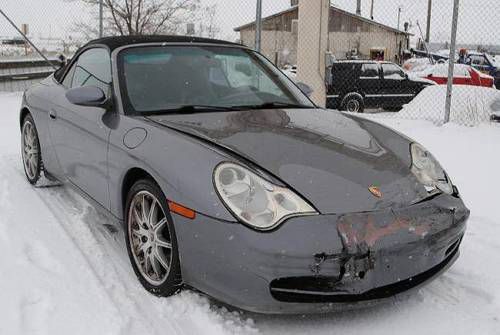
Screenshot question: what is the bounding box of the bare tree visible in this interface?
[75,0,202,36]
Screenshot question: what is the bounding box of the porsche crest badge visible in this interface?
[368,186,382,198]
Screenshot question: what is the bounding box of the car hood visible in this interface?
[147,109,430,214]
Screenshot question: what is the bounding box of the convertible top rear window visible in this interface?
[118,45,313,115]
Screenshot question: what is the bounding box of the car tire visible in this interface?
[124,179,182,297]
[21,114,43,185]
[341,93,365,113]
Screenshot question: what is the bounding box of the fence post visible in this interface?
[425,0,432,42]
[444,0,460,124]
[99,0,104,38]
[255,0,262,52]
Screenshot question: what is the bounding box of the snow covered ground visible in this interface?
[1,92,499,335]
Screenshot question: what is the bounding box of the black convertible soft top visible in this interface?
[84,35,241,52]
[54,35,243,82]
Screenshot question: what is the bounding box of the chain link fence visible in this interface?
[1,0,499,125]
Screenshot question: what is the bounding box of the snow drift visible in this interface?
[397,85,500,125]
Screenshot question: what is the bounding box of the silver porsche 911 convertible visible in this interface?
[19,35,469,314]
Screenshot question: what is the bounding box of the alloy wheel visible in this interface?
[21,120,39,180]
[128,191,173,285]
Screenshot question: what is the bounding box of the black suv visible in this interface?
[326,60,433,113]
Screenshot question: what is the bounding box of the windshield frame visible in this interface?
[114,43,316,116]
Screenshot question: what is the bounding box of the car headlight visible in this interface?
[214,162,317,230]
[410,143,453,195]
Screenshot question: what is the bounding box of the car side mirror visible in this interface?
[66,86,107,107]
[296,82,314,97]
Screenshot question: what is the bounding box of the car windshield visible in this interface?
[118,45,314,115]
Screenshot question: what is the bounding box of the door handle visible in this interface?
[49,110,57,120]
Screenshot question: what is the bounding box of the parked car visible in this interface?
[415,63,495,87]
[326,60,434,113]
[20,36,468,314]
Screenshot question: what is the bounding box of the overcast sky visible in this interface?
[1,0,498,45]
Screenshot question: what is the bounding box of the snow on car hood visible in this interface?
[148,108,430,214]
[408,73,437,85]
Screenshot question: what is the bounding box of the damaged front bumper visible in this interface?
[174,193,469,314]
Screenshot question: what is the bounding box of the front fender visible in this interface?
[108,115,237,222]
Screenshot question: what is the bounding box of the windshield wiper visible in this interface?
[144,102,312,115]
[155,105,236,114]
[231,102,313,110]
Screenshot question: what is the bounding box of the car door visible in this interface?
[380,63,412,107]
[48,47,112,209]
[358,63,381,108]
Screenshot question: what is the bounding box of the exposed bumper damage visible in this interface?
[336,203,464,287]
[271,202,467,304]
[174,194,469,314]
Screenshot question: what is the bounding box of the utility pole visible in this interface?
[356,0,362,16]
[370,0,374,20]
[99,0,104,38]
[397,6,402,30]
[444,0,460,124]
[255,0,262,52]
[425,0,432,42]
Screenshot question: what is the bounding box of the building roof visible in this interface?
[234,5,411,36]
[84,35,240,52]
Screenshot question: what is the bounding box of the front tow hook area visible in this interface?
[312,243,375,283]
